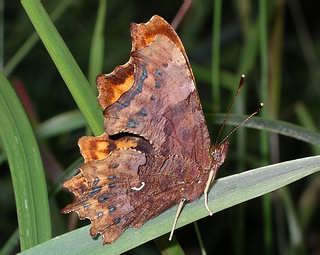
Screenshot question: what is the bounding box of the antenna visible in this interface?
[215,74,246,144]
[219,103,264,145]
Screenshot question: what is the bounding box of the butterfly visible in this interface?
[61,15,229,244]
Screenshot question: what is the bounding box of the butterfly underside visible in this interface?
[61,15,229,244]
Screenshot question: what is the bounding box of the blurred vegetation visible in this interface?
[1,0,320,254]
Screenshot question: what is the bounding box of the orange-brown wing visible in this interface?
[97,15,189,110]
[79,133,153,163]
[61,149,203,244]
[61,149,146,244]
[98,16,212,166]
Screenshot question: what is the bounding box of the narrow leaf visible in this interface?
[88,0,107,88]
[21,0,104,136]
[36,110,85,139]
[0,72,51,250]
[208,113,320,146]
[19,155,320,254]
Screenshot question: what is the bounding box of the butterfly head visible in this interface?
[209,140,229,167]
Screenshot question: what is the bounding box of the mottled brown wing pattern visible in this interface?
[61,149,146,243]
[122,154,205,229]
[102,29,211,166]
[62,15,229,244]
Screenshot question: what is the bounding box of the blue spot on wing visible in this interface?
[88,186,102,197]
[108,183,116,188]
[108,205,116,214]
[141,65,148,80]
[98,193,109,203]
[127,118,139,128]
[155,81,161,88]
[116,64,147,110]
[155,69,162,76]
[138,107,148,117]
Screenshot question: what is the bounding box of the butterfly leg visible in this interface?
[204,169,217,216]
[169,198,187,241]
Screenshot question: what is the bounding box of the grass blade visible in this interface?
[48,157,83,197]
[295,102,320,154]
[21,0,104,136]
[208,113,320,146]
[0,229,19,255]
[212,0,222,112]
[36,110,85,139]
[0,0,3,69]
[3,0,72,76]
[19,155,320,254]
[193,222,207,255]
[88,0,107,88]
[258,0,272,252]
[154,235,185,255]
[0,72,51,250]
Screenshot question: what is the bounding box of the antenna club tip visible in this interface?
[260,102,264,107]
[238,74,246,89]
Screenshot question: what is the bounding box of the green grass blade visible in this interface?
[0,72,51,250]
[0,111,85,165]
[88,0,107,88]
[19,155,320,254]
[0,157,83,254]
[48,157,83,197]
[259,0,272,252]
[0,151,5,164]
[3,0,72,76]
[295,103,320,154]
[0,229,19,255]
[154,235,185,255]
[212,0,222,112]
[208,113,320,146]
[278,188,304,252]
[21,0,104,136]
[193,222,207,255]
[0,0,3,69]
[36,110,85,139]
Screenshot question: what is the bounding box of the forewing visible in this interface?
[100,17,211,165]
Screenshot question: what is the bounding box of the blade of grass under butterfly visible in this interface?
[18,155,320,255]
[0,73,51,250]
[21,0,104,136]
